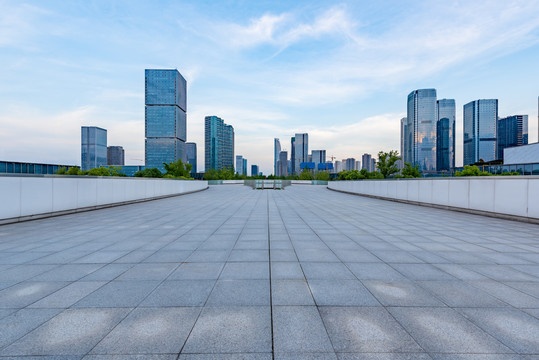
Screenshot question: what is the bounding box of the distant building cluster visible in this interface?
[274,134,335,176]
[402,89,533,173]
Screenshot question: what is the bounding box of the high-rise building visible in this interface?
[81,126,107,171]
[362,153,372,172]
[372,158,376,171]
[243,158,247,176]
[290,137,296,175]
[405,89,437,171]
[145,69,187,172]
[251,165,259,177]
[107,146,124,166]
[355,161,360,170]
[186,142,197,175]
[205,116,234,171]
[279,151,288,177]
[497,115,528,161]
[235,155,244,175]
[344,158,356,171]
[334,160,342,173]
[463,99,498,165]
[436,99,456,172]
[274,138,281,176]
[294,133,308,174]
[400,117,406,160]
[311,150,326,171]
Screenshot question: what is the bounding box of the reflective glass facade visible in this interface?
[107,146,124,166]
[278,151,288,176]
[274,138,281,176]
[406,89,437,172]
[236,155,244,175]
[0,161,77,175]
[145,69,187,172]
[436,99,455,172]
[463,99,498,165]
[497,115,528,161]
[204,116,234,171]
[361,154,372,171]
[290,137,296,175]
[81,126,107,171]
[251,165,259,177]
[294,133,308,174]
[186,142,197,175]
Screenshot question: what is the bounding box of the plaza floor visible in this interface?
[0,185,538,359]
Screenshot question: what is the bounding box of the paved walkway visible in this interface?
[0,185,538,359]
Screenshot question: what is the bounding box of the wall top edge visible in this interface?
[0,174,206,181]
[331,176,539,181]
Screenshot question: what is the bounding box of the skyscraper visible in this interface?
[405,89,437,171]
[362,153,372,172]
[186,142,197,175]
[311,150,326,171]
[294,133,308,174]
[205,116,234,171]
[400,117,406,160]
[251,165,259,177]
[463,99,498,165]
[497,115,528,160]
[243,158,247,176]
[290,136,296,175]
[81,126,107,171]
[145,69,187,172]
[274,138,281,176]
[236,155,244,175]
[279,151,288,177]
[436,99,456,172]
[344,158,356,171]
[107,146,124,166]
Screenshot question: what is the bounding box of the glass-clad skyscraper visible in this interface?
[145,69,187,172]
[290,137,296,175]
[400,117,406,160]
[107,146,124,166]
[274,138,281,176]
[294,133,308,174]
[361,153,372,172]
[497,115,528,161]
[205,116,234,171]
[251,165,259,177]
[311,150,326,170]
[463,99,498,165]
[186,142,197,175]
[436,99,455,172]
[405,89,437,172]
[81,126,107,171]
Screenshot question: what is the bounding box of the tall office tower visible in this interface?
[205,116,234,170]
[81,126,107,171]
[334,160,342,173]
[294,133,308,174]
[463,99,498,165]
[235,155,244,175]
[362,153,372,172]
[372,158,376,171]
[290,137,296,174]
[312,150,326,170]
[405,89,437,171]
[279,151,288,177]
[287,161,291,176]
[243,158,247,176]
[145,69,187,172]
[251,165,259,177]
[274,138,281,175]
[344,158,356,171]
[497,115,528,160]
[186,142,197,175]
[355,161,360,170]
[400,117,406,159]
[436,99,456,172]
[107,146,124,166]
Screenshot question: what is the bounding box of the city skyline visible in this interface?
[1,1,539,174]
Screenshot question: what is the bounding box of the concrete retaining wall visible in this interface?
[328,177,539,222]
[0,175,208,224]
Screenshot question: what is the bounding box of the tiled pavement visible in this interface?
[0,185,538,359]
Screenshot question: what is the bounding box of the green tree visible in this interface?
[314,171,330,181]
[299,168,314,180]
[66,167,81,175]
[55,167,67,175]
[163,159,192,179]
[455,165,492,177]
[399,163,421,178]
[377,150,400,178]
[135,168,163,178]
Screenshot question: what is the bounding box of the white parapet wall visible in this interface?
[328,177,539,222]
[0,175,208,224]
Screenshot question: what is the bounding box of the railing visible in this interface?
[244,180,291,189]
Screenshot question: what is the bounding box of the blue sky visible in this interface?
[1,0,538,174]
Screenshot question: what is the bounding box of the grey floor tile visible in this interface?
[229,250,269,262]
[320,306,422,353]
[116,263,178,281]
[418,281,508,307]
[91,307,200,355]
[272,280,315,306]
[273,306,334,353]
[182,306,272,354]
[140,280,215,307]
[29,281,106,308]
[458,307,539,354]
[180,355,272,360]
[219,262,269,280]
[0,281,69,309]
[73,281,160,308]
[337,353,431,359]
[207,280,270,306]
[363,280,446,307]
[31,264,104,281]
[169,262,225,280]
[81,263,134,281]
[308,280,380,306]
[1,308,130,356]
[271,262,305,280]
[301,262,355,280]
[346,263,406,281]
[388,307,514,354]
[0,308,63,347]
[390,264,456,281]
